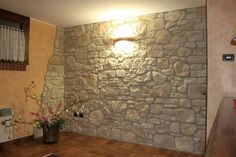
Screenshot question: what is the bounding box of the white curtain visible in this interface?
[0,25,25,62]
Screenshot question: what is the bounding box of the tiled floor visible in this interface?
[0,132,203,157]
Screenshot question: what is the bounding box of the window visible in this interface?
[0,9,29,71]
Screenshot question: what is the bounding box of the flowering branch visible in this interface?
[1,81,80,131]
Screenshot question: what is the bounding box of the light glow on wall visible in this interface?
[113,40,136,55]
[112,24,137,38]
[99,9,143,22]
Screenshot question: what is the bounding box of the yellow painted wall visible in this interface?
[207,0,236,139]
[0,19,56,138]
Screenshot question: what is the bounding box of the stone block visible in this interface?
[150,82,171,97]
[191,70,206,77]
[192,100,206,107]
[160,115,176,121]
[165,21,176,29]
[111,101,127,113]
[179,99,192,108]
[78,33,90,46]
[195,143,205,153]
[141,123,154,129]
[170,122,180,133]
[136,71,152,82]
[89,110,104,126]
[155,30,171,44]
[178,48,192,56]
[152,71,168,85]
[191,64,202,70]
[107,70,116,78]
[98,71,107,80]
[194,130,205,138]
[175,136,194,152]
[176,109,196,123]
[130,86,143,98]
[155,98,178,104]
[104,58,119,70]
[174,62,190,76]
[194,22,206,30]
[183,78,197,84]
[177,85,187,93]
[110,128,121,140]
[116,70,126,77]
[181,124,197,135]
[74,47,88,60]
[197,7,206,18]
[100,87,119,99]
[157,58,169,69]
[164,10,185,21]
[188,85,206,98]
[65,56,75,64]
[83,74,98,89]
[125,109,140,122]
[150,104,164,114]
[185,42,196,48]
[73,25,86,37]
[198,78,207,84]
[171,32,186,43]
[97,125,110,137]
[136,63,147,75]
[162,69,174,76]
[186,31,203,41]
[149,18,164,30]
[154,135,175,149]
[135,101,150,113]
[188,56,207,64]
[146,118,161,124]
[51,88,64,99]
[197,42,207,48]
[55,40,64,49]
[121,131,136,142]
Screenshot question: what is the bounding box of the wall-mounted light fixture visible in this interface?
[112,24,138,55]
[113,36,137,43]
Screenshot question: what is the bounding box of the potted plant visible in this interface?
[1,81,78,143]
[28,101,65,143]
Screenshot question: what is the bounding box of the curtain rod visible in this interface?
[0,25,24,32]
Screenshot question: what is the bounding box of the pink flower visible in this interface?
[41,116,48,122]
[31,112,39,116]
[48,107,54,115]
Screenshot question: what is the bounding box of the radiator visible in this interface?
[0,108,13,143]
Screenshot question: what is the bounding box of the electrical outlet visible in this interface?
[73,111,84,118]
[79,112,84,118]
[73,112,79,117]
[78,105,85,118]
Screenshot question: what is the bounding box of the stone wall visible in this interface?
[42,27,65,106]
[63,7,206,154]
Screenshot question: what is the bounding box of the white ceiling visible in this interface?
[0,0,206,27]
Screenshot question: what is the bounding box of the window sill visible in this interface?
[0,61,27,71]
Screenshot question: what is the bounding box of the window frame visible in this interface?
[0,8,29,71]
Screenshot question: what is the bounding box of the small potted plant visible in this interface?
[27,101,66,143]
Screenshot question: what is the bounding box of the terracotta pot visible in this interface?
[43,127,59,144]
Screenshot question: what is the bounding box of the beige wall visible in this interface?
[0,19,56,138]
[207,0,236,139]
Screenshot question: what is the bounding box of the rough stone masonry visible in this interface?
[43,7,206,154]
